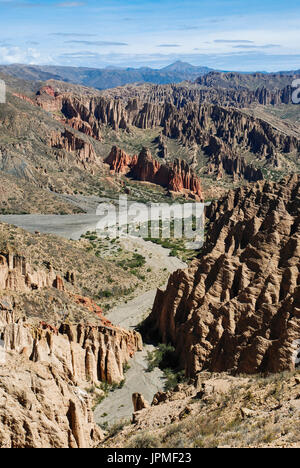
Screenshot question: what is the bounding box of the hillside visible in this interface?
[147,175,300,376]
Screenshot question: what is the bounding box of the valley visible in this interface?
[0,61,299,449]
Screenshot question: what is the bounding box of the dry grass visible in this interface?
[104,370,300,449]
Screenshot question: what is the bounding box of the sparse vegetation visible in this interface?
[127,433,161,449]
[146,344,187,391]
[105,370,300,449]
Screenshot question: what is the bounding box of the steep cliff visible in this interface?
[148,174,300,376]
[35,84,300,183]
[0,351,103,448]
[49,129,101,170]
[0,308,142,385]
[105,146,203,199]
[0,252,64,292]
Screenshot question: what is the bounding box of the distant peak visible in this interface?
[161,61,212,73]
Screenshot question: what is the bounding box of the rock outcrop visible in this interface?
[105,146,134,174]
[105,146,204,199]
[0,351,103,448]
[33,84,300,183]
[0,252,64,292]
[49,129,100,170]
[148,175,300,376]
[0,308,142,385]
[102,77,297,108]
[0,306,139,447]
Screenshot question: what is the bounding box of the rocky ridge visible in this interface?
[0,306,142,386]
[105,146,203,199]
[148,175,300,376]
[49,129,101,171]
[34,84,300,183]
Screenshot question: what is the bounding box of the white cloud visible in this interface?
[0,46,52,64]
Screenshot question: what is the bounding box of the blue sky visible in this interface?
[0,0,299,71]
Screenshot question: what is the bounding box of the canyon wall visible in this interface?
[0,308,142,385]
[49,129,101,170]
[0,252,65,292]
[0,351,103,448]
[148,175,300,376]
[35,86,299,182]
[0,307,104,448]
[0,300,142,447]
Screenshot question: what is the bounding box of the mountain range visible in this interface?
[0,61,214,90]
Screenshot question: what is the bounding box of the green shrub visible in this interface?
[146,344,178,372]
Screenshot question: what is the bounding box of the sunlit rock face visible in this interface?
[148,175,300,376]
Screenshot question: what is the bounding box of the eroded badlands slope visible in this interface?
[148,175,300,376]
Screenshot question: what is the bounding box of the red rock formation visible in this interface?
[37,86,56,98]
[73,295,108,322]
[105,146,204,200]
[105,146,134,174]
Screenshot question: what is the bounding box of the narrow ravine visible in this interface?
[94,236,186,428]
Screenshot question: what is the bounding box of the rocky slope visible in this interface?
[0,302,138,448]
[0,251,65,293]
[0,224,145,448]
[1,306,142,386]
[196,71,299,91]
[0,85,126,214]
[104,370,300,448]
[105,146,203,199]
[147,174,300,376]
[0,294,141,448]
[0,351,103,448]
